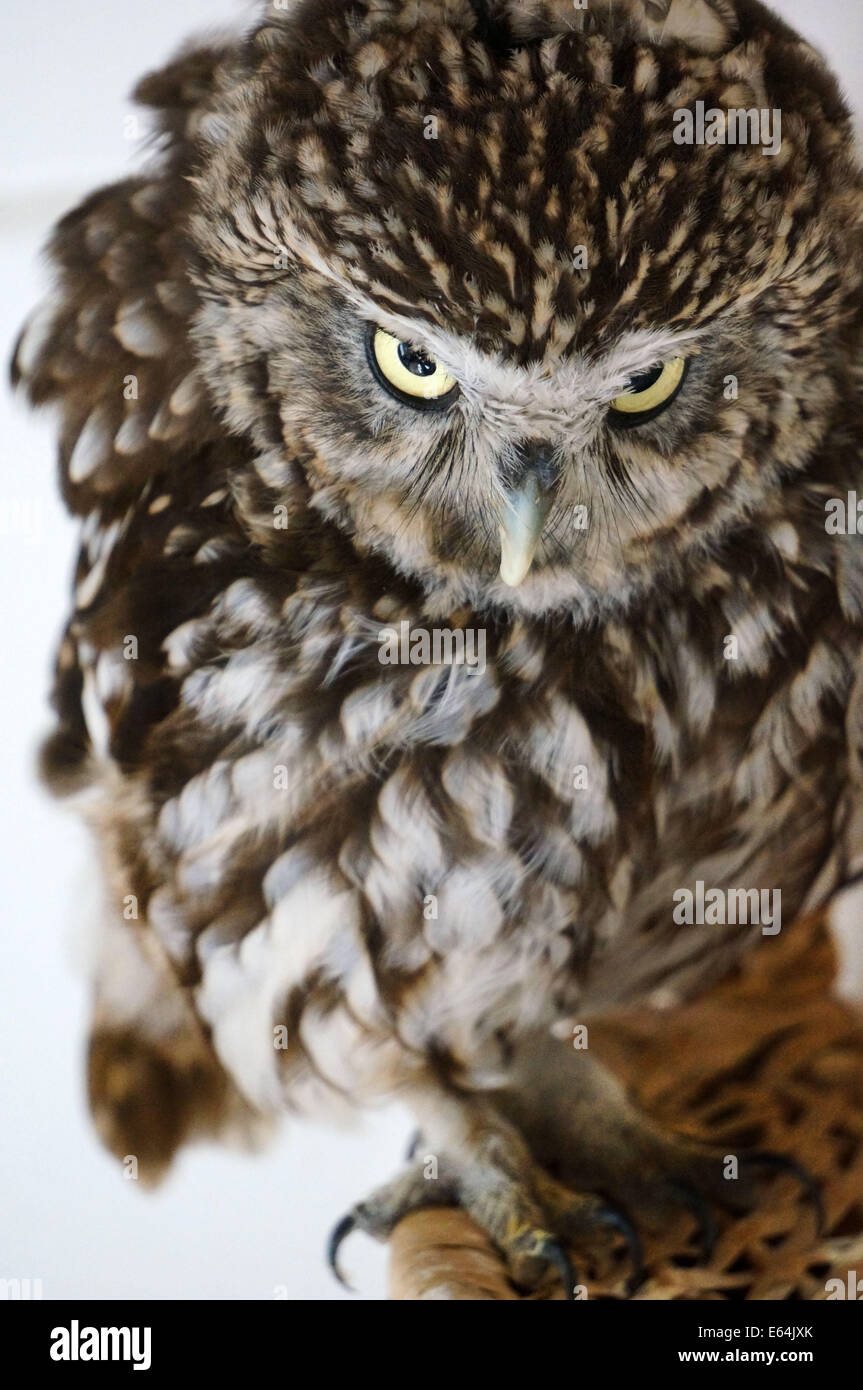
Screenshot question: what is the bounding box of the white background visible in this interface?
[1,0,861,1302]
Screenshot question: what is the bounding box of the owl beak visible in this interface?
[498,442,558,587]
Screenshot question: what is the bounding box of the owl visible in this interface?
[14,0,863,1297]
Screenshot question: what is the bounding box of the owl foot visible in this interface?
[330,1047,822,1297]
[497,1041,824,1265]
[328,1107,641,1298]
[550,1128,823,1265]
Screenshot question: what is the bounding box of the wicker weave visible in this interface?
[389,913,863,1300]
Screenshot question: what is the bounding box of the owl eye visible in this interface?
[608,357,687,425]
[367,327,458,409]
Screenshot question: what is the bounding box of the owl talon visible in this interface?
[510,1233,576,1300]
[327,1213,359,1291]
[669,1180,719,1261]
[327,1162,460,1291]
[595,1205,645,1290]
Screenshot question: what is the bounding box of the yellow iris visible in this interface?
[610,356,686,415]
[370,328,457,402]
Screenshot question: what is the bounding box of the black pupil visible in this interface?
[398,342,436,377]
[625,364,663,396]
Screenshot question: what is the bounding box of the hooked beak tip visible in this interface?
[498,539,534,588]
[497,473,554,588]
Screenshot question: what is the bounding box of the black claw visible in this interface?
[671,1181,719,1262]
[596,1205,645,1292]
[537,1236,577,1301]
[327,1213,358,1292]
[404,1128,422,1161]
[742,1151,825,1234]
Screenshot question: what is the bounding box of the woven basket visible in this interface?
[389,912,863,1300]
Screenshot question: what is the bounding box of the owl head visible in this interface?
[187,0,863,619]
